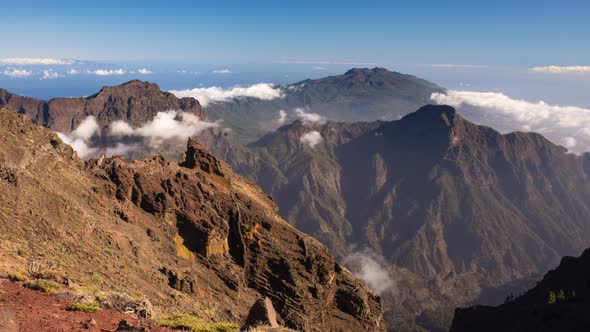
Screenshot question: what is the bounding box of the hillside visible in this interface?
[451,248,590,332]
[0,108,384,331]
[215,105,590,330]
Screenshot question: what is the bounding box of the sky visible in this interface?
[1,0,590,152]
[1,0,589,65]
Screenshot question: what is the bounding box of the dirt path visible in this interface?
[0,280,169,332]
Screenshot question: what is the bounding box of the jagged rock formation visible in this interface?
[0,80,203,134]
[213,105,590,330]
[451,248,590,332]
[0,108,384,331]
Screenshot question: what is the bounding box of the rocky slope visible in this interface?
[0,108,384,331]
[451,248,590,332]
[204,67,444,142]
[215,105,590,330]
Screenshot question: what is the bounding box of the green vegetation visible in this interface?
[68,302,102,313]
[50,136,63,149]
[547,291,556,304]
[547,289,573,304]
[24,279,61,293]
[6,270,28,282]
[154,314,239,332]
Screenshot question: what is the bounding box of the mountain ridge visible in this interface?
[0,107,385,331]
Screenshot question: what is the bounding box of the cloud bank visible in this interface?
[89,69,126,76]
[295,108,326,125]
[530,66,590,74]
[57,116,100,159]
[3,68,33,77]
[0,58,76,65]
[170,83,284,107]
[299,131,323,149]
[41,69,60,80]
[137,68,153,75]
[276,110,288,126]
[212,69,232,74]
[110,110,219,148]
[431,90,590,153]
[343,247,396,295]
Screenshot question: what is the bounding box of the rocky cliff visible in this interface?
[0,108,384,331]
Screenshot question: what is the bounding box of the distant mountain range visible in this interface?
[2,69,590,331]
[204,67,444,142]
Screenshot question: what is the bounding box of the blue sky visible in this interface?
[1,0,590,108]
[2,0,589,65]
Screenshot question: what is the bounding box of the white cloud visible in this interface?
[105,143,139,157]
[312,66,328,70]
[424,64,488,68]
[40,69,60,80]
[110,110,219,148]
[276,110,288,126]
[89,69,126,76]
[530,66,590,74]
[563,137,577,148]
[170,83,284,107]
[295,108,326,125]
[0,58,75,65]
[56,116,100,159]
[212,69,232,74]
[299,131,323,149]
[343,247,396,295]
[3,68,33,77]
[67,69,79,75]
[137,68,153,75]
[431,90,590,153]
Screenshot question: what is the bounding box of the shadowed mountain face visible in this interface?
[214,105,590,330]
[451,248,590,332]
[203,67,445,142]
[0,108,384,332]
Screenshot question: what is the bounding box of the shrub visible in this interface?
[547,291,556,304]
[154,314,239,332]
[97,292,153,318]
[6,271,29,282]
[24,279,61,293]
[68,302,102,313]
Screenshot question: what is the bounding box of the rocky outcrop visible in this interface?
[244,297,279,329]
[0,108,384,331]
[0,80,203,134]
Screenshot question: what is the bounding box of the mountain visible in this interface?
[213,105,590,330]
[204,67,445,142]
[0,80,203,134]
[0,108,384,331]
[451,248,590,332]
